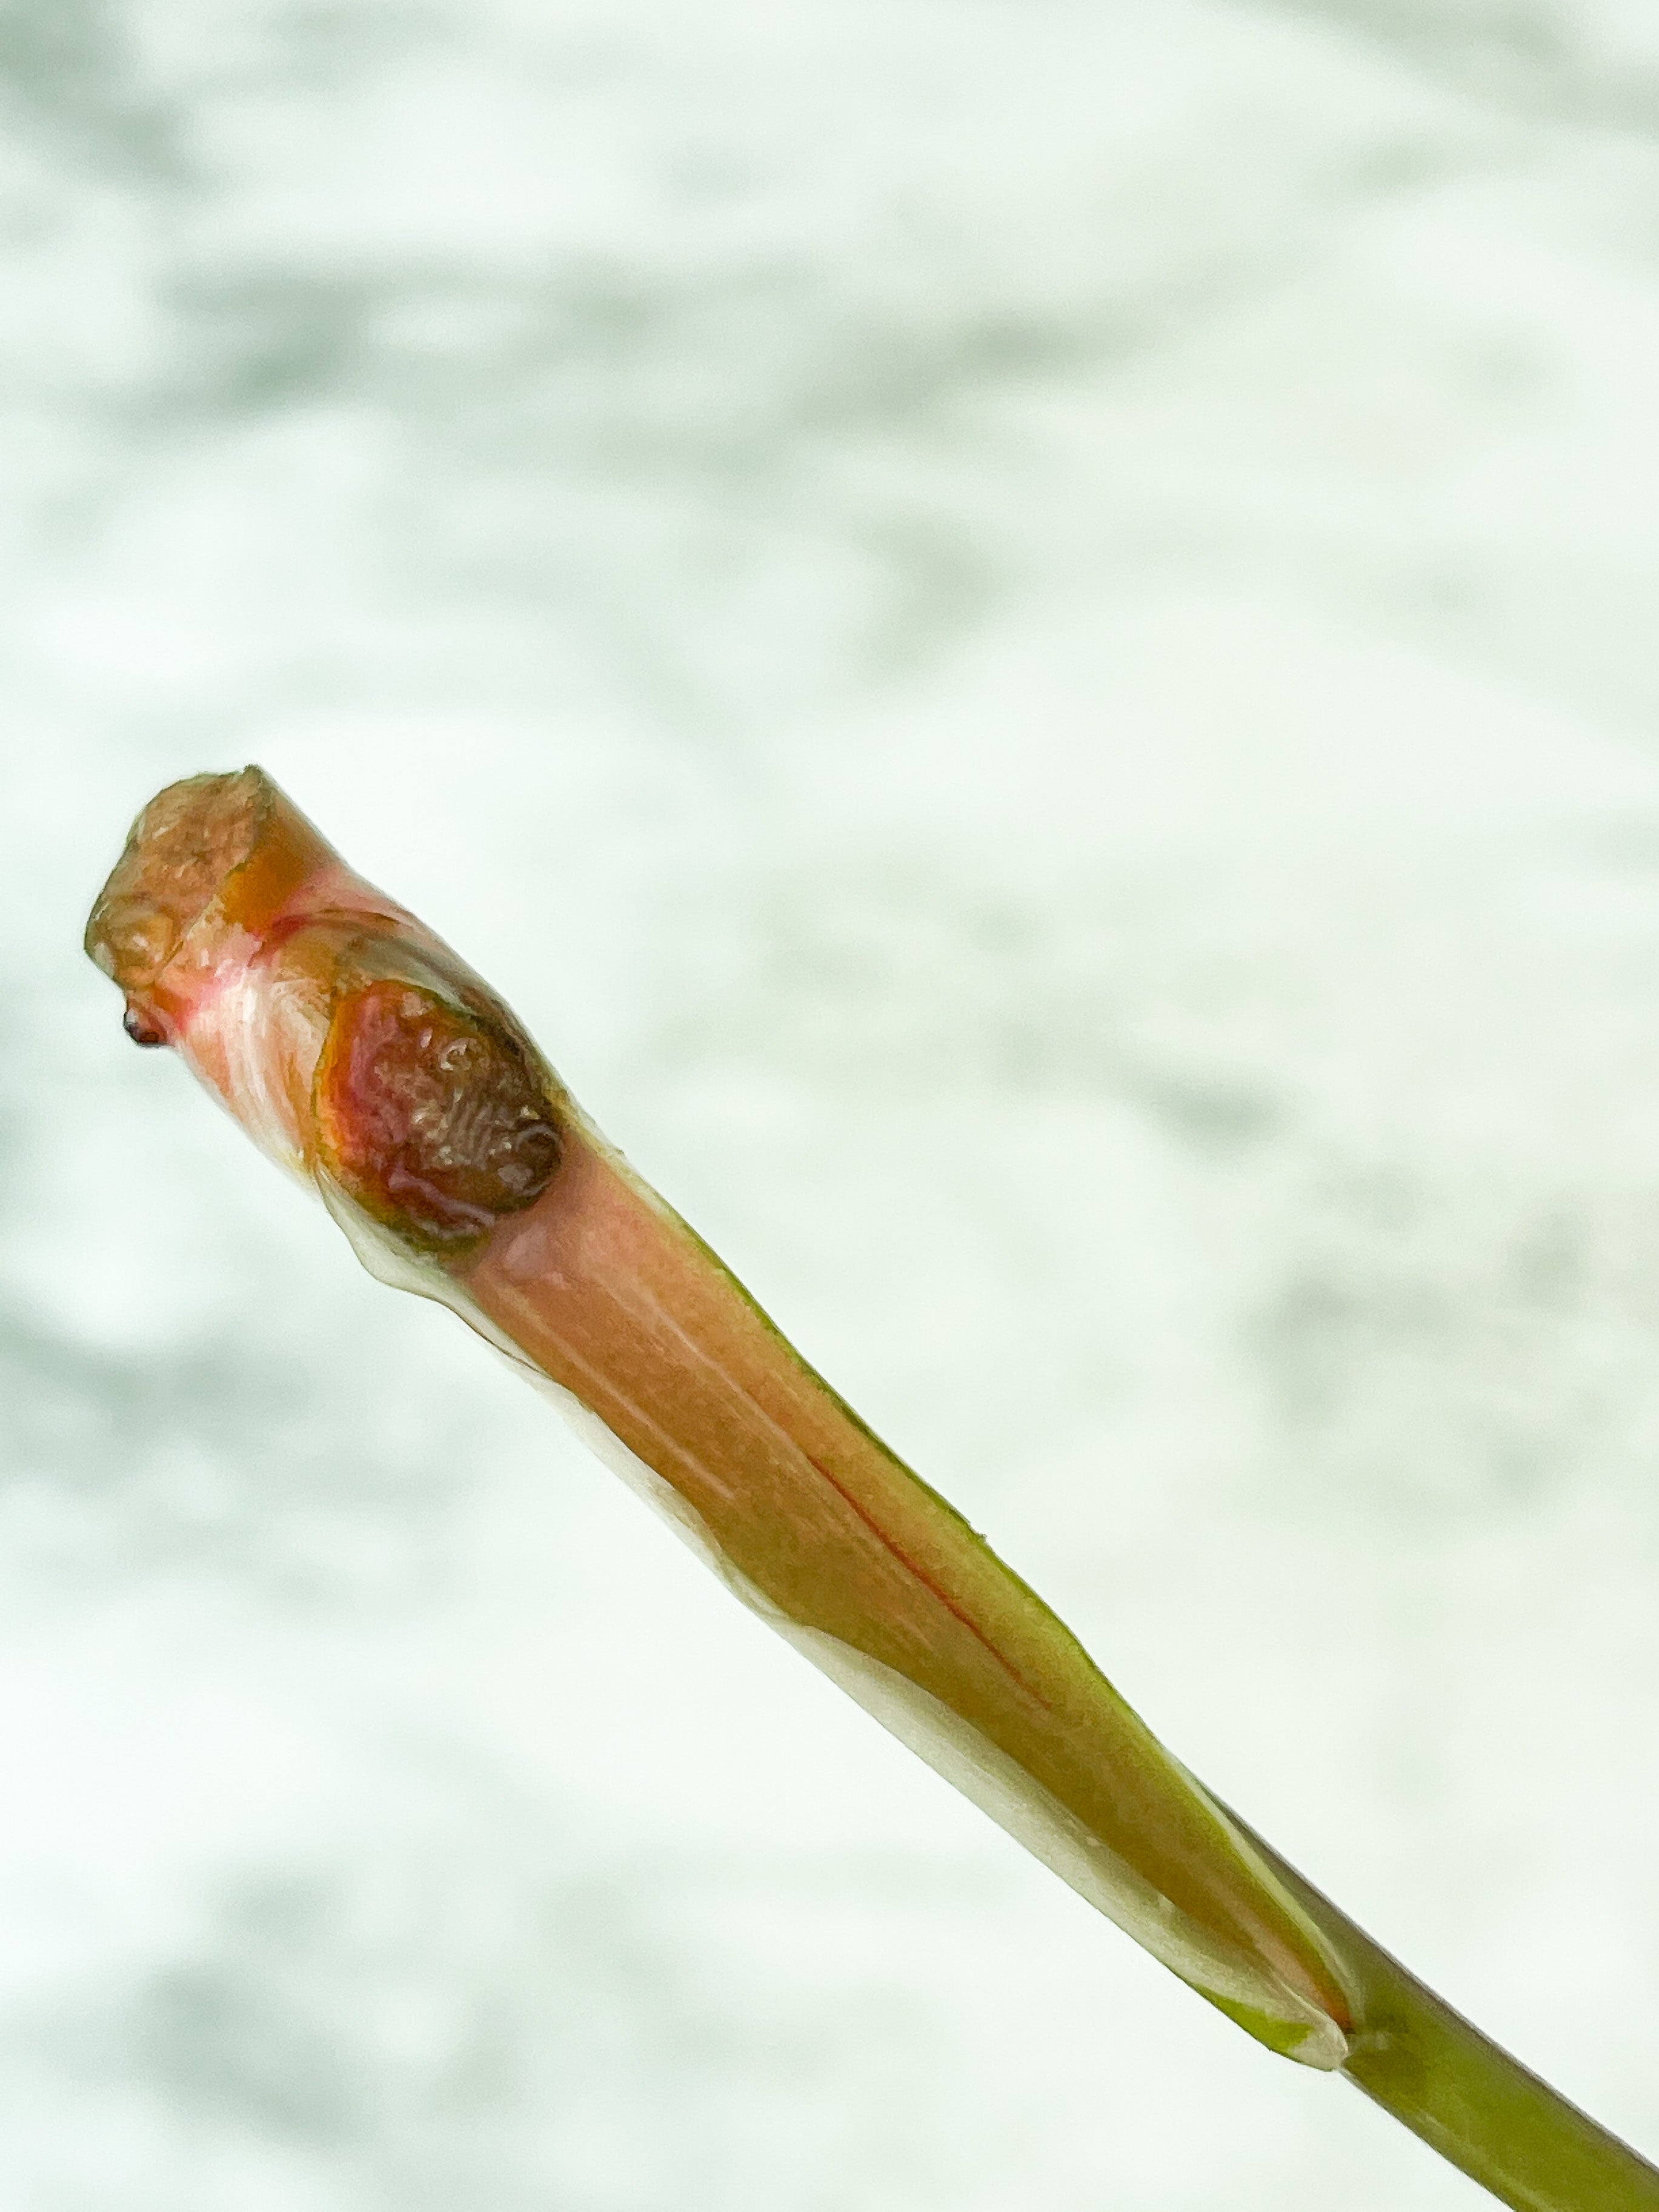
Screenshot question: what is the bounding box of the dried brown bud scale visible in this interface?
[312,978,564,1254]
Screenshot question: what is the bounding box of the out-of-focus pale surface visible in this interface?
[4,1,1659,2204]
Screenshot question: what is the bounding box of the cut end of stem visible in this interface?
[85,765,347,1050]
[85,769,268,1007]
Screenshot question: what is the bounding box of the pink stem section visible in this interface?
[463,1125,1346,2028]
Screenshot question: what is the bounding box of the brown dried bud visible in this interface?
[313,978,564,1254]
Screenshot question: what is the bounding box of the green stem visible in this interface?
[1225,1805,1659,2211]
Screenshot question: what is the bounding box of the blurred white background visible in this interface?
[4,1,1659,2204]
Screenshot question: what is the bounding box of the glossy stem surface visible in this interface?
[468,1136,1659,2208]
[1222,1808,1659,2212]
[462,1124,1350,2047]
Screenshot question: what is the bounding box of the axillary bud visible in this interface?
[312,969,564,1256]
